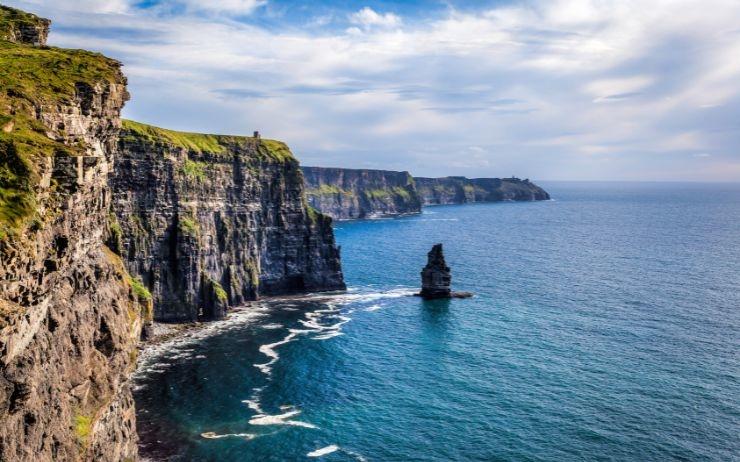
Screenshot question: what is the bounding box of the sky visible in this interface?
[7,0,740,180]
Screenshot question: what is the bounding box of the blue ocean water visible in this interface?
[134,182,740,461]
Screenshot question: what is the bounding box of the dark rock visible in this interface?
[0,46,140,460]
[419,244,452,299]
[111,124,346,323]
[416,244,473,300]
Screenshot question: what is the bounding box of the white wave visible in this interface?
[366,304,382,311]
[299,319,326,330]
[248,409,317,429]
[135,306,271,378]
[313,332,344,341]
[201,431,255,440]
[288,328,316,334]
[261,323,283,330]
[253,332,297,376]
[344,449,369,461]
[307,445,339,457]
[242,398,263,415]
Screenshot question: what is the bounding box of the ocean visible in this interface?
[134,182,740,461]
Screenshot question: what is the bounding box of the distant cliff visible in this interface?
[302,166,421,220]
[302,167,549,219]
[415,176,550,205]
[112,123,345,323]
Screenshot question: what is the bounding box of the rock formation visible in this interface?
[1,7,144,460]
[302,167,550,220]
[112,122,345,322]
[414,176,550,205]
[418,244,472,300]
[0,5,50,46]
[0,5,345,460]
[302,166,421,220]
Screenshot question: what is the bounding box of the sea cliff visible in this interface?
[112,124,345,323]
[302,166,421,220]
[303,167,550,220]
[0,7,143,460]
[415,176,550,205]
[0,5,344,460]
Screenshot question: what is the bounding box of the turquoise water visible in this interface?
[134,182,740,461]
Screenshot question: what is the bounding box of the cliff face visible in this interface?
[111,123,345,322]
[0,5,50,46]
[302,166,421,220]
[1,7,145,461]
[302,167,550,219]
[415,176,550,205]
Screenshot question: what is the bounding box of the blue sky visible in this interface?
[8,0,740,180]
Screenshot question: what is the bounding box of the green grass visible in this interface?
[0,40,121,106]
[212,279,228,302]
[121,120,226,154]
[180,159,206,181]
[306,205,320,224]
[178,216,199,236]
[259,139,296,163]
[122,120,297,164]
[0,36,122,238]
[307,184,353,196]
[128,276,152,302]
[1,5,47,43]
[362,186,414,202]
[73,411,92,445]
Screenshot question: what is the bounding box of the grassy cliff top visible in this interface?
[0,40,122,106]
[0,5,48,42]
[0,26,124,239]
[121,119,296,163]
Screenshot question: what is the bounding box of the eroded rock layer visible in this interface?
[1,8,147,460]
[112,123,345,322]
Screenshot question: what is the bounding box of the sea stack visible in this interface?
[418,244,473,299]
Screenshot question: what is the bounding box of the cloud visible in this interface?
[13,0,740,180]
[20,0,130,14]
[177,0,267,15]
[349,7,402,29]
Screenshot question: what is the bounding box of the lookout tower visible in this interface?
[253,131,261,139]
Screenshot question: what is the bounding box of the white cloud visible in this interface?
[349,7,402,30]
[20,0,130,14]
[179,0,267,15]
[586,76,655,102]
[19,0,740,180]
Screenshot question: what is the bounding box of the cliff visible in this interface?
[302,167,550,219]
[302,166,421,220]
[415,176,550,205]
[111,123,345,322]
[0,5,49,46]
[1,6,145,461]
[1,4,346,459]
